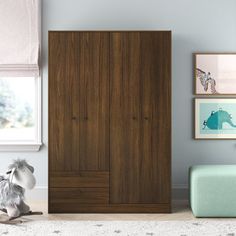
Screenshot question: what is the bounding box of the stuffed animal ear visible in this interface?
[11,166,36,189]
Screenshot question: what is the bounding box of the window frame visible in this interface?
[0,76,42,151]
[0,0,42,152]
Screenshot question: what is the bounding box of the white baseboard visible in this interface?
[172,184,188,200]
[25,185,189,202]
[25,186,48,202]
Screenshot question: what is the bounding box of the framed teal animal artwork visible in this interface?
[195,98,236,139]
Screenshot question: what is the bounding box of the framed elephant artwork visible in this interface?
[194,53,236,95]
[195,98,236,139]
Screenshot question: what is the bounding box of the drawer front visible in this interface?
[50,171,109,188]
[50,188,109,204]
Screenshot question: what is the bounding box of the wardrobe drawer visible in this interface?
[50,188,109,204]
[50,171,109,188]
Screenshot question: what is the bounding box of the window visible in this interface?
[0,77,41,151]
[0,0,41,151]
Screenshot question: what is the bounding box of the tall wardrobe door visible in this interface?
[110,32,171,204]
[49,32,110,212]
[74,32,110,171]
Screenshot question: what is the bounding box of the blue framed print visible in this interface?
[195,98,236,139]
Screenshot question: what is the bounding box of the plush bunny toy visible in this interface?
[0,159,36,219]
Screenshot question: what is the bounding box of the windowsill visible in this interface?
[0,143,42,152]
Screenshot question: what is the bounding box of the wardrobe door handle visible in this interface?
[72,116,77,120]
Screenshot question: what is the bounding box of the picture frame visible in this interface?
[194,53,236,95]
[195,98,236,139]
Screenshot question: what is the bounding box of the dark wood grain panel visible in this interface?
[139,32,171,203]
[49,32,110,173]
[49,31,171,213]
[109,32,142,203]
[49,203,171,213]
[77,32,110,171]
[110,32,171,204]
[50,188,109,204]
[50,171,109,188]
[49,32,74,172]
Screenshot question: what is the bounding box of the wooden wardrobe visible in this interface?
[49,31,171,213]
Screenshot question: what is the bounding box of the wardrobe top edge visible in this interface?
[48,30,172,33]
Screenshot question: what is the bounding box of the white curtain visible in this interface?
[0,0,40,76]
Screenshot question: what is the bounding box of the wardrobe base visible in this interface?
[48,203,171,213]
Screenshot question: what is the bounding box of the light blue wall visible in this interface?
[1,0,236,195]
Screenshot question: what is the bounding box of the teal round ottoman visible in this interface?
[189,165,236,217]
